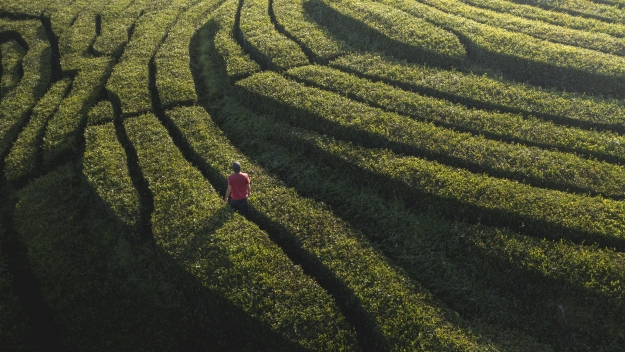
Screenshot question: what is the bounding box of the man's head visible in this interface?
[232,161,241,173]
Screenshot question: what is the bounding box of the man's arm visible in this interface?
[224,184,232,202]
[247,182,251,197]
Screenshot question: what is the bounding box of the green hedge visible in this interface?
[420,0,625,56]
[235,71,625,199]
[460,0,625,38]
[508,0,625,23]
[58,11,99,57]
[1,40,26,99]
[4,78,71,183]
[330,53,625,133]
[43,56,113,167]
[309,0,465,67]
[154,0,225,109]
[167,105,493,351]
[86,100,115,126]
[301,133,625,250]
[14,163,230,350]
[206,0,260,82]
[124,113,357,350]
[209,95,625,348]
[286,65,625,166]
[238,0,309,70]
[0,20,50,159]
[378,0,625,96]
[92,0,143,57]
[272,0,351,63]
[83,122,140,231]
[106,8,181,116]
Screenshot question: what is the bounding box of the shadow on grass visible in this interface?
[8,161,307,351]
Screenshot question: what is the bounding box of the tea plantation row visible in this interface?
[1,0,624,350]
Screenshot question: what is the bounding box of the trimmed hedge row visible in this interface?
[206,0,260,82]
[154,0,225,109]
[43,56,113,167]
[272,0,351,63]
[309,0,465,67]
[0,20,50,159]
[238,0,309,71]
[209,96,625,348]
[124,112,357,350]
[286,65,625,166]
[83,122,140,231]
[235,72,625,199]
[13,163,230,350]
[330,53,625,133]
[167,105,491,351]
[460,0,625,38]
[86,100,115,126]
[106,6,182,116]
[509,0,625,23]
[4,78,71,183]
[1,40,26,99]
[378,0,625,96]
[92,0,144,57]
[299,134,625,250]
[421,0,625,56]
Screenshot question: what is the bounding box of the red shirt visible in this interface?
[228,173,250,200]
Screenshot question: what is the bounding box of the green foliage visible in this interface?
[286,65,625,167]
[272,0,351,62]
[168,105,492,351]
[238,0,309,70]
[124,112,356,350]
[378,0,625,96]
[44,57,113,167]
[155,0,225,108]
[421,0,625,56]
[208,91,625,348]
[83,122,140,230]
[236,71,625,199]
[0,20,51,158]
[309,0,465,66]
[460,0,625,38]
[330,52,625,132]
[86,100,115,125]
[4,79,71,183]
[1,40,26,99]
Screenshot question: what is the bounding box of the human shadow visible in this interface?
[7,158,309,351]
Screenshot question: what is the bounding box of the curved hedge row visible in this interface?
[236,71,625,199]
[154,0,225,109]
[167,105,492,351]
[379,0,625,96]
[272,0,350,63]
[124,112,357,350]
[207,90,625,347]
[460,0,625,38]
[308,0,465,67]
[4,78,71,183]
[238,0,309,70]
[330,53,625,133]
[286,65,625,166]
[0,40,26,99]
[0,20,50,159]
[420,0,625,56]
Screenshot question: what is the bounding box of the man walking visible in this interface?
[224,161,251,216]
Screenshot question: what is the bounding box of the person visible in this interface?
[224,161,251,216]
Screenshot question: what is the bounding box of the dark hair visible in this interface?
[232,161,241,173]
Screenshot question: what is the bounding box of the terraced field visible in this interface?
[1,0,624,350]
